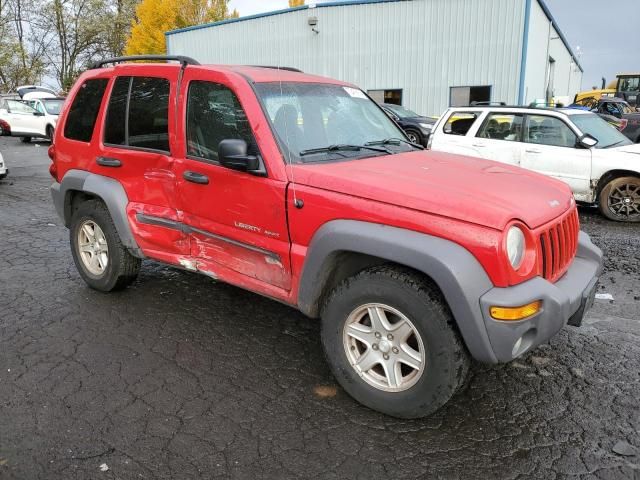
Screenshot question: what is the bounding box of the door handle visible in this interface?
[96,156,121,167]
[525,149,542,154]
[183,170,209,185]
[472,143,486,148]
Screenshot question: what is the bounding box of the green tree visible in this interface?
[0,0,47,91]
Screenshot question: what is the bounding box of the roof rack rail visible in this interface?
[250,65,303,73]
[90,55,200,69]
[470,101,507,106]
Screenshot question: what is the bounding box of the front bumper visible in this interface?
[479,231,603,362]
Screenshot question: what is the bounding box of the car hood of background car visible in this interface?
[291,150,573,230]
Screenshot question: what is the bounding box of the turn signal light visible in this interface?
[490,301,542,321]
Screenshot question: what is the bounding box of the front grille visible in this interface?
[538,208,579,282]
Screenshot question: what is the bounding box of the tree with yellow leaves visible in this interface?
[289,0,305,7]
[125,0,238,55]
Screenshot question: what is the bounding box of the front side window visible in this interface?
[186,81,256,162]
[104,76,170,152]
[64,78,109,142]
[7,100,38,114]
[255,82,410,164]
[443,112,478,135]
[524,115,577,148]
[602,102,622,118]
[477,113,523,141]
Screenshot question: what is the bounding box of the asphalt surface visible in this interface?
[0,136,639,480]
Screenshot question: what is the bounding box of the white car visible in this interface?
[0,96,63,143]
[0,152,8,179]
[429,106,640,222]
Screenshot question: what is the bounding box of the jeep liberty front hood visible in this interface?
[291,150,573,230]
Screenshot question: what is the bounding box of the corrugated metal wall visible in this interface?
[167,0,526,116]
[522,0,583,104]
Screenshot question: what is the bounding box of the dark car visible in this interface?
[379,103,436,147]
[569,97,640,143]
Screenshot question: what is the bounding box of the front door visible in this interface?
[174,75,292,293]
[520,114,592,200]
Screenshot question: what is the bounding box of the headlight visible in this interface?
[419,123,433,130]
[506,226,525,269]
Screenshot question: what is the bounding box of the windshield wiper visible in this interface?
[365,137,424,150]
[299,144,391,156]
[603,140,626,149]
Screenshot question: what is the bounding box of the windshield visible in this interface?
[618,76,640,92]
[569,112,633,148]
[385,103,419,118]
[255,82,410,163]
[42,99,63,115]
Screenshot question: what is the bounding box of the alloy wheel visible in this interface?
[608,181,640,220]
[343,303,425,392]
[77,220,109,275]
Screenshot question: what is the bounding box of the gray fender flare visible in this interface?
[51,169,144,258]
[297,220,497,363]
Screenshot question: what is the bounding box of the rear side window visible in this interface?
[64,79,109,142]
[477,113,523,141]
[104,76,170,152]
[443,112,478,136]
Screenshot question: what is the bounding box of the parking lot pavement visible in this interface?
[0,136,639,480]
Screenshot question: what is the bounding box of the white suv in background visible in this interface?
[429,106,640,222]
[0,96,63,143]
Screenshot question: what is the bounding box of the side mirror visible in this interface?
[577,134,598,149]
[218,139,260,172]
[33,111,44,116]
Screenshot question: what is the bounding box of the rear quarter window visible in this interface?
[443,112,479,136]
[64,78,109,142]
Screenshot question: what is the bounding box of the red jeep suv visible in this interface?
[49,56,603,418]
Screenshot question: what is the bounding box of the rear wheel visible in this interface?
[321,266,469,418]
[20,136,31,143]
[598,176,640,222]
[70,200,141,291]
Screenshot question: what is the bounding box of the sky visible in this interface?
[228,0,638,91]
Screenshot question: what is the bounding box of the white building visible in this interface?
[166,0,583,116]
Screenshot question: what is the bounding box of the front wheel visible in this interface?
[321,266,469,418]
[70,200,141,291]
[598,176,640,222]
[46,125,55,141]
[404,129,422,146]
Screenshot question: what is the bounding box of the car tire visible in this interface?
[405,129,422,146]
[20,136,31,143]
[46,125,55,141]
[70,200,141,291]
[321,265,469,418]
[598,176,640,222]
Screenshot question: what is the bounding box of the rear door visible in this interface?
[173,72,292,292]
[96,69,187,257]
[472,112,524,166]
[520,113,592,197]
